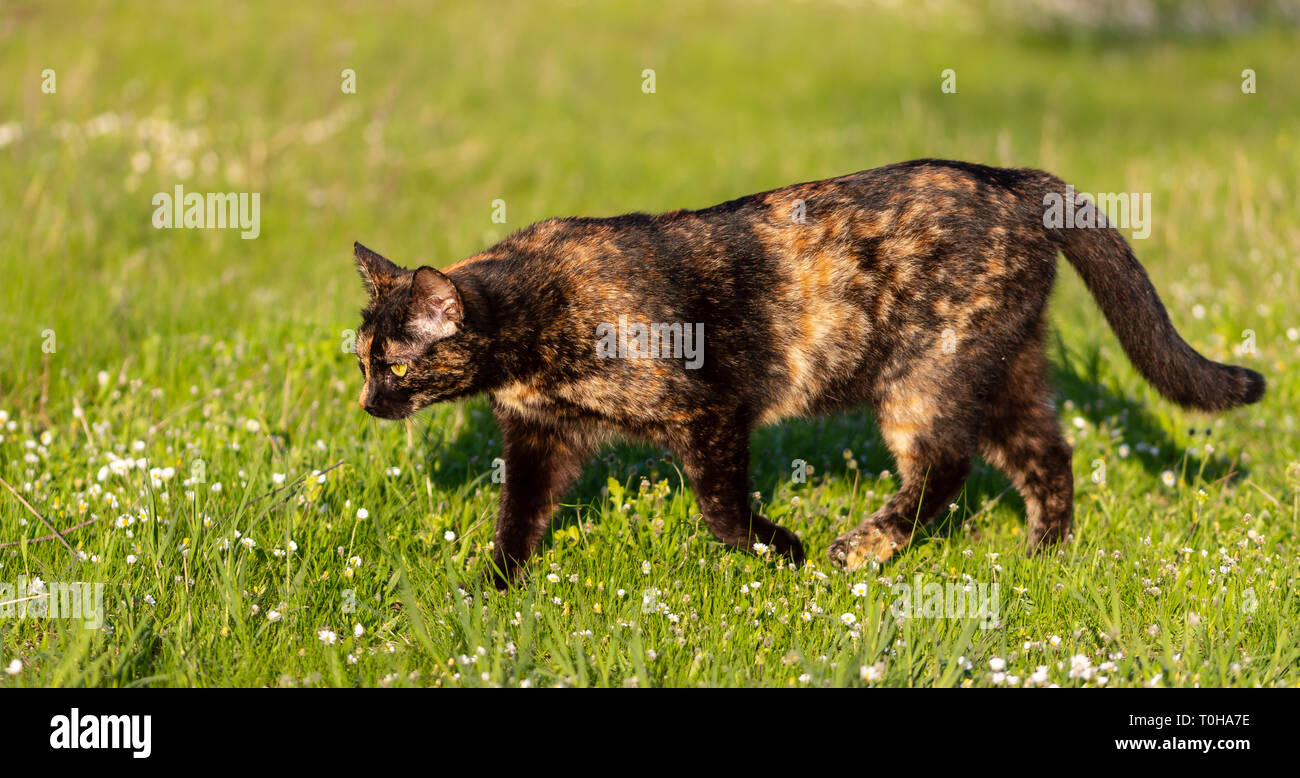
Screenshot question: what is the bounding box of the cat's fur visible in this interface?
[352,158,1264,587]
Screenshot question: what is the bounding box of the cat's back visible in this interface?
[471,161,1061,423]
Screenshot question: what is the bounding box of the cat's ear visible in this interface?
[407,266,463,339]
[354,242,402,299]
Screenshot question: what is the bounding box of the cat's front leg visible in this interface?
[672,414,805,566]
[487,412,592,589]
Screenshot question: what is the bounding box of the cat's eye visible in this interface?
[390,364,407,377]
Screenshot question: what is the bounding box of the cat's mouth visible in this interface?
[361,402,413,421]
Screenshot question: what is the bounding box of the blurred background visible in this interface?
[1,0,1297,419]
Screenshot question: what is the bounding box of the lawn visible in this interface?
[1,0,1298,687]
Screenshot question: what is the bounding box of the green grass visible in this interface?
[1,0,1298,687]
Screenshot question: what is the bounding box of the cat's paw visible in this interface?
[764,525,806,566]
[1027,522,1071,555]
[481,556,520,591]
[828,526,900,571]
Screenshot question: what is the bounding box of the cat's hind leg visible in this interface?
[976,335,1075,553]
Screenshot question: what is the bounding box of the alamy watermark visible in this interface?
[0,576,105,629]
[1043,185,1151,239]
[890,574,999,629]
[595,315,704,369]
[152,185,260,239]
[50,708,151,758]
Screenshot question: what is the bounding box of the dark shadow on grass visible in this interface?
[1050,333,1245,485]
[748,407,1014,550]
[413,400,672,558]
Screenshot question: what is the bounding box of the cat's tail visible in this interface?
[1037,177,1264,412]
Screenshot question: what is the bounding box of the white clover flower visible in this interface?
[0,122,21,148]
[353,623,365,638]
[267,610,282,622]
[271,473,286,485]
[1068,654,1094,680]
[444,530,456,542]
[126,554,138,565]
[989,657,1006,672]
[5,659,21,676]
[356,508,369,520]
[860,662,884,682]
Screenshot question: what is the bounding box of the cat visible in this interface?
[351,158,1264,587]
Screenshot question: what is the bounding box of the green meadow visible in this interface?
[1,1,1298,687]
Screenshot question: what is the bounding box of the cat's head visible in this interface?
[352,242,483,420]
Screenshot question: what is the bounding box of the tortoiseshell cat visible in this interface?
[352,159,1264,587]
